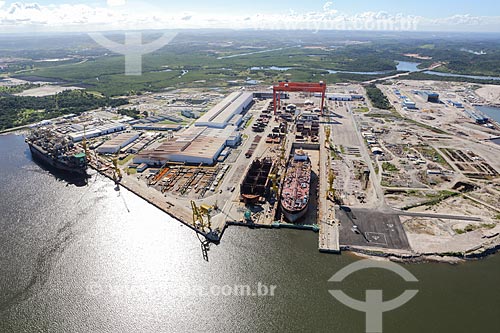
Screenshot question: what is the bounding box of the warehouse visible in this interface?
[403,99,417,109]
[97,132,140,154]
[327,93,352,101]
[195,92,253,128]
[133,126,241,166]
[417,91,440,103]
[69,122,126,142]
[132,124,183,131]
[254,92,288,99]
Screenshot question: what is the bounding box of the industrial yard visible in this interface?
[26,80,500,261]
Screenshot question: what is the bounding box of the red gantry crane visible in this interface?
[273,81,327,115]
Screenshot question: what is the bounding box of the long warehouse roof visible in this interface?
[196,91,253,126]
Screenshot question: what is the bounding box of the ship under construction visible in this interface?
[26,128,88,175]
[240,157,274,203]
[280,150,312,223]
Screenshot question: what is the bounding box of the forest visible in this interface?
[365,85,392,110]
[0,90,127,131]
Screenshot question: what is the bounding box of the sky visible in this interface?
[0,0,499,33]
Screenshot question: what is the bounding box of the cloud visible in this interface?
[0,2,498,33]
[107,0,126,7]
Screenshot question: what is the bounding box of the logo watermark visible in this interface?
[86,282,277,298]
[89,31,177,75]
[329,259,418,333]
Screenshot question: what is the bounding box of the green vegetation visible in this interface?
[0,90,127,130]
[0,83,40,94]
[365,85,392,110]
[405,119,449,135]
[402,190,459,210]
[455,223,496,235]
[382,162,399,172]
[244,116,254,129]
[495,214,500,221]
[118,108,141,119]
[2,31,500,100]
[330,143,342,160]
[365,111,403,120]
[406,72,500,85]
[354,107,369,113]
[118,154,135,165]
[414,145,452,169]
[126,167,137,175]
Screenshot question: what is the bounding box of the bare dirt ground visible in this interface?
[475,85,500,104]
[15,85,83,97]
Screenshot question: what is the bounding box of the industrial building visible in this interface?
[253,92,288,100]
[181,110,201,119]
[97,132,140,154]
[69,122,126,142]
[133,126,241,166]
[132,124,183,131]
[195,92,253,129]
[417,91,440,103]
[327,94,352,101]
[403,99,417,109]
[464,110,489,124]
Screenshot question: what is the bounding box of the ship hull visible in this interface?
[280,152,311,224]
[28,144,87,175]
[282,205,308,223]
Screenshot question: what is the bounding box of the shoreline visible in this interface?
[93,165,500,264]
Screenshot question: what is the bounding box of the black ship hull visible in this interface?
[282,205,308,223]
[28,144,87,175]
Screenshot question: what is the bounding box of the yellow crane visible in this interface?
[191,200,212,230]
[82,125,91,162]
[112,154,122,183]
[328,169,335,193]
[325,126,331,144]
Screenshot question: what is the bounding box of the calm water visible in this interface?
[476,105,500,123]
[424,71,500,81]
[395,60,500,81]
[1,134,500,333]
[396,61,421,72]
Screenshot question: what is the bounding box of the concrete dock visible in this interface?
[318,124,340,253]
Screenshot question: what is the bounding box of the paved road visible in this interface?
[393,210,483,222]
[346,103,388,209]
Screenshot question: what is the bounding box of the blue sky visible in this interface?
[0,0,499,32]
[32,0,500,17]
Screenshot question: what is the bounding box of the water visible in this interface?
[424,71,500,81]
[476,105,500,123]
[396,61,421,72]
[325,69,390,75]
[1,134,500,332]
[250,66,292,71]
[394,60,500,81]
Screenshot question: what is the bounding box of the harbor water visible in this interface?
[475,105,500,124]
[1,134,500,333]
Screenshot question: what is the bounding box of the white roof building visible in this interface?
[133,126,241,166]
[195,92,253,129]
[97,132,140,154]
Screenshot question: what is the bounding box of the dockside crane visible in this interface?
[190,200,212,231]
[112,154,122,184]
[82,125,91,162]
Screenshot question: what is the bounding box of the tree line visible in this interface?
[0,90,127,130]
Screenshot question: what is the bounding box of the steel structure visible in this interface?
[272,81,327,115]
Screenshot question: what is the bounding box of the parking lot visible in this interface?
[337,207,411,250]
